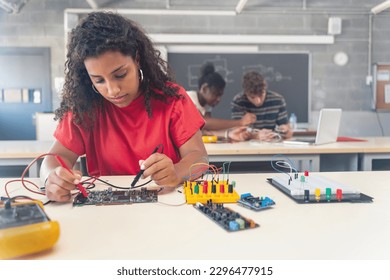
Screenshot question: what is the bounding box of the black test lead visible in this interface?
[130,145,161,188]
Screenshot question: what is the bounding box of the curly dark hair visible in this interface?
[56,11,179,127]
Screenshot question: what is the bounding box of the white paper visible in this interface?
[3,88,22,103]
[377,70,390,81]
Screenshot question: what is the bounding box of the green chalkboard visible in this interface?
[168,51,310,125]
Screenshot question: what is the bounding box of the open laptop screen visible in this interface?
[283,108,342,145]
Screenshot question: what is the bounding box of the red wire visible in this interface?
[2,152,98,199]
[4,179,44,198]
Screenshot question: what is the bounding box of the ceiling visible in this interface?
[0,0,387,14]
[82,0,383,12]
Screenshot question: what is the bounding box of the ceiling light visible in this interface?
[235,0,248,14]
[371,0,390,15]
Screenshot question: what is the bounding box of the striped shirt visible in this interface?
[231,90,288,130]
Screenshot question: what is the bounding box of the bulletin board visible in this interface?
[373,63,390,110]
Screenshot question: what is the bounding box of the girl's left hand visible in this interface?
[139,153,180,187]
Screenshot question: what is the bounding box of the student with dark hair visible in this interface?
[40,12,207,202]
[187,62,256,141]
[231,70,292,141]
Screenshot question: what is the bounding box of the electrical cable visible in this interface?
[270,154,298,180]
[85,176,152,190]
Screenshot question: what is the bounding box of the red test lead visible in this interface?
[55,155,88,198]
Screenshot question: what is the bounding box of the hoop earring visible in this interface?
[139,69,144,82]
[92,84,99,93]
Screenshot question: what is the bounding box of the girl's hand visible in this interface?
[140,153,180,187]
[45,167,82,202]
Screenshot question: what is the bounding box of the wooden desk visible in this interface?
[354,137,390,170]
[1,171,389,260]
[205,137,390,172]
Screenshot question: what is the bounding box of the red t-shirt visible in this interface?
[54,85,205,176]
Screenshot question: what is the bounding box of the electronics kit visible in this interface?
[237,193,276,211]
[72,187,158,206]
[183,179,240,204]
[181,161,276,232]
[194,200,259,232]
[0,154,375,258]
[268,171,373,203]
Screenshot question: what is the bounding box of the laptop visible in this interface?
[283,108,342,145]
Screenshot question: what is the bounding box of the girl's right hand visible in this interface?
[44,166,82,202]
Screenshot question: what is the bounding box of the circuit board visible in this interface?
[183,180,240,204]
[194,200,259,232]
[73,187,158,206]
[237,193,275,211]
[269,173,373,203]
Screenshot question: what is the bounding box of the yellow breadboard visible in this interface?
[183,180,239,204]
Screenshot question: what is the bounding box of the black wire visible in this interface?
[5,195,35,209]
[86,176,152,190]
[131,179,153,189]
[82,181,95,190]
[43,200,52,206]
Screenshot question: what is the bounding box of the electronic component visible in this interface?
[0,200,60,259]
[202,135,218,143]
[246,127,260,133]
[274,125,287,136]
[237,193,275,211]
[183,180,239,204]
[269,173,373,203]
[73,187,158,206]
[194,200,258,232]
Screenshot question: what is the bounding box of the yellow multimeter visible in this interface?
[0,200,60,259]
[202,135,218,143]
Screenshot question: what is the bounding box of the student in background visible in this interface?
[40,12,207,202]
[187,62,256,141]
[231,70,292,141]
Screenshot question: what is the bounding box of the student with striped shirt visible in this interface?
[231,70,293,141]
[187,62,256,142]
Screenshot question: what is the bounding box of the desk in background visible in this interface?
[357,137,390,170]
[205,137,390,172]
[1,138,390,177]
[1,171,389,259]
[0,140,52,177]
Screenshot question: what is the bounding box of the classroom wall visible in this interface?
[0,0,390,137]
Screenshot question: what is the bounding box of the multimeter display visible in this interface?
[0,203,49,229]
